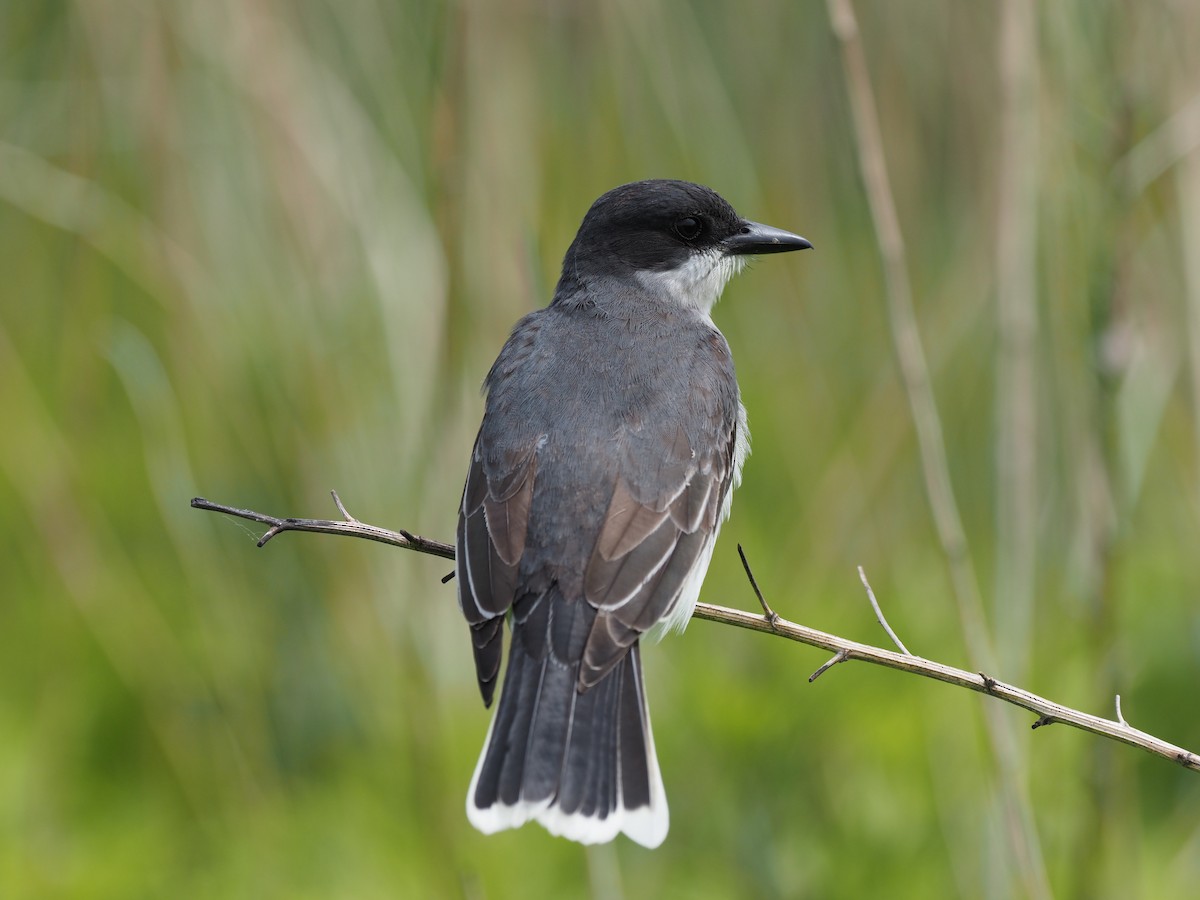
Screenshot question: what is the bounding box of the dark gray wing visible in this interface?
[457,434,538,706]
[579,402,738,688]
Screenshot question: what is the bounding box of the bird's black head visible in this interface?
[557,179,809,312]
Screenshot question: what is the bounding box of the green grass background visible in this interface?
[3,1,1199,897]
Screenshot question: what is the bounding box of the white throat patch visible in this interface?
[635,250,746,316]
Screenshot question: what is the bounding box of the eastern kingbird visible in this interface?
[456,179,810,848]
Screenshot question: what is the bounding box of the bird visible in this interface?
[455,179,810,848]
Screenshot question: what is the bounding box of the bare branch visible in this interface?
[190,495,455,559]
[192,494,1200,775]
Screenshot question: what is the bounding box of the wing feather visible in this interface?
[484,455,536,566]
[579,417,736,687]
[596,479,671,561]
[458,436,540,703]
[585,513,680,611]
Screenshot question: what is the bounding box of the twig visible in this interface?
[737,544,777,625]
[810,565,905,677]
[858,565,910,655]
[190,493,455,558]
[808,649,849,683]
[192,494,1200,775]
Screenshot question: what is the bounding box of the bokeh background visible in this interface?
[3,1,1200,897]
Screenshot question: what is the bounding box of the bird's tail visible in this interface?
[465,592,668,848]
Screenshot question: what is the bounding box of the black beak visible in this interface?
[724,220,812,255]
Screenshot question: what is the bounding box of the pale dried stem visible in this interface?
[825,1,1049,893]
[995,0,1039,680]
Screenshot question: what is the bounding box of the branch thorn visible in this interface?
[858,566,911,655]
[809,649,850,682]
[737,544,778,627]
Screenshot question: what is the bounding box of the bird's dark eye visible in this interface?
[674,216,703,241]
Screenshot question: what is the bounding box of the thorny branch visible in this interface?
[191,493,1200,775]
